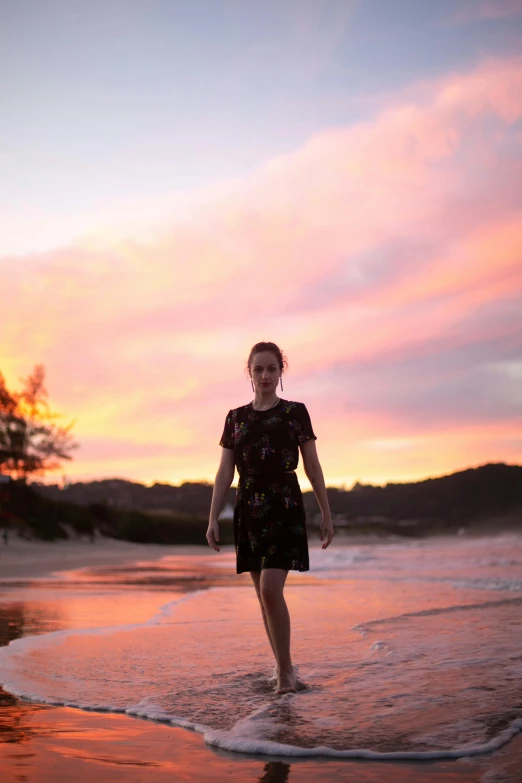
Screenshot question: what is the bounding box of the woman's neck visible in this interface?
[252,394,279,411]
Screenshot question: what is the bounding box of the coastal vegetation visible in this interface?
[0,462,519,543]
[0,365,78,480]
[4,479,235,544]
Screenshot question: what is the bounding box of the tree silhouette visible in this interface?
[0,364,79,481]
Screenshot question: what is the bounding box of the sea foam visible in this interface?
[1,535,521,759]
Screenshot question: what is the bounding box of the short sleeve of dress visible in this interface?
[219,410,234,449]
[296,403,317,444]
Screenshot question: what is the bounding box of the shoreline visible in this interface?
[4,699,520,783]
[0,526,518,581]
[0,536,235,581]
[1,533,522,781]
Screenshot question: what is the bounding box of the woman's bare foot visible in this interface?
[276,667,297,694]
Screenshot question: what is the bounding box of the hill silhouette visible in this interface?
[8,461,518,542]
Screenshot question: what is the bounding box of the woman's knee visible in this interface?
[260,583,279,609]
[260,578,284,609]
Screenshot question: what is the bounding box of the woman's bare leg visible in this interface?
[260,568,296,693]
[250,571,277,661]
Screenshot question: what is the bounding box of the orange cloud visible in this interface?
[2,56,521,485]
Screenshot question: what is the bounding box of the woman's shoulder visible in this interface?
[228,399,307,415]
[229,402,252,416]
[281,399,306,410]
[277,399,311,418]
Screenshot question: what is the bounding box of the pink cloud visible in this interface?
[2,55,522,484]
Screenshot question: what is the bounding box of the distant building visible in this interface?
[218,502,234,521]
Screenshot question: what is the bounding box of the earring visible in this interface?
[280,376,283,391]
[251,379,254,391]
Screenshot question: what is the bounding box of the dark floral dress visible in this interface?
[219,399,317,574]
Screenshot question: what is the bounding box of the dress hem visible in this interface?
[237,565,310,574]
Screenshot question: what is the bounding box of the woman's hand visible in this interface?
[206,518,221,551]
[320,516,335,549]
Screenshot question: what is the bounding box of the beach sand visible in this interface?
[1,533,521,783]
[0,535,217,580]
[3,699,522,783]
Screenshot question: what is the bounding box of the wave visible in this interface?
[2,576,522,759]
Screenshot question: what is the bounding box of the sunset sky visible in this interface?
[2,0,522,489]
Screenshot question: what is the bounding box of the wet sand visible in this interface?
[1,535,521,782]
[0,536,222,581]
[2,698,522,783]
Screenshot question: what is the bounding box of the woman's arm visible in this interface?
[207,450,235,551]
[300,440,331,518]
[300,440,334,548]
[208,449,235,523]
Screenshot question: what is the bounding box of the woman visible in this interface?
[206,341,334,693]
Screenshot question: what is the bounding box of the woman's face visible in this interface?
[250,351,280,392]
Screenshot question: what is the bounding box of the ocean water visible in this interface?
[0,533,521,761]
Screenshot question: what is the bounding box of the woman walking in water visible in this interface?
[207,341,334,693]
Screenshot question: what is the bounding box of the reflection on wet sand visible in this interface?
[1,540,522,783]
[3,702,510,783]
[258,761,290,783]
[0,685,50,745]
[0,601,65,745]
